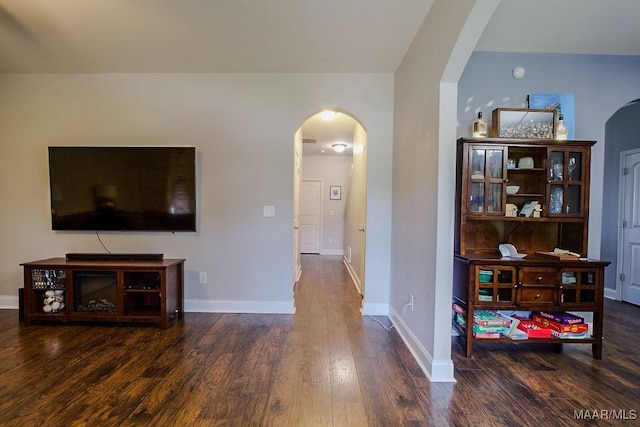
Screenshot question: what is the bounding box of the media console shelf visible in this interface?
[22,258,184,329]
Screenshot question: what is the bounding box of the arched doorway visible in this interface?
[293,109,368,306]
[602,99,640,304]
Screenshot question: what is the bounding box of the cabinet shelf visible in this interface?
[453,322,596,344]
[507,167,545,172]
[506,193,543,197]
[465,215,584,223]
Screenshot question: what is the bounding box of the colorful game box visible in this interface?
[532,314,589,334]
[534,311,584,325]
[516,320,552,338]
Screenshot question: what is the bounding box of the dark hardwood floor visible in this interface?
[1,255,638,426]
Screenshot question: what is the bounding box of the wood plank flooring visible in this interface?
[1,254,639,426]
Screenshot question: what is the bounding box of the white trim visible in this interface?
[294,263,302,283]
[390,306,456,383]
[604,287,618,301]
[0,295,19,309]
[361,302,388,316]
[321,249,344,256]
[343,256,362,294]
[184,299,295,314]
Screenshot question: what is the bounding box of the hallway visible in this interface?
[284,254,432,425]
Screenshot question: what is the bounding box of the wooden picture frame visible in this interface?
[491,108,556,139]
[330,186,342,200]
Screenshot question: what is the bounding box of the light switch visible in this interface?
[329,210,335,216]
[263,205,276,217]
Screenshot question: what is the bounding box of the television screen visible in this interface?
[48,146,196,232]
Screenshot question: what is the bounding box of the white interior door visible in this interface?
[619,149,640,305]
[300,179,321,254]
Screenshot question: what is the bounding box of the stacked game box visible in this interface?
[532,311,589,339]
[472,310,511,339]
[516,319,552,338]
[452,303,467,331]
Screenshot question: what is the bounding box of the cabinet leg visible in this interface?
[592,341,602,359]
[466,335,473,358]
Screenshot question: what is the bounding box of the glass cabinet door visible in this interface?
[548,149,584,216]
[559,268,597,307]
[469,147,505,214]
[475,266,516,305]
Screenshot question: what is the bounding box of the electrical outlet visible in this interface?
[263,205,276,217]
[409,293,414,311]
[199,272,207,284]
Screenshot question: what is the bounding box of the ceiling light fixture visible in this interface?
[332,143,347,153]
[319,110,337,121]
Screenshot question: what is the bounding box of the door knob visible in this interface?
[358,228,365,232]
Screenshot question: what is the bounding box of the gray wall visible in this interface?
[458,52,640,291]
[0,73,394,312]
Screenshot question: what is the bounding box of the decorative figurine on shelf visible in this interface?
[556,105,568,140]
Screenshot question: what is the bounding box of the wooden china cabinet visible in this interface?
[453,137,609,358]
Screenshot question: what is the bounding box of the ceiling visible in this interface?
[2,0,639,156]
[0,0,430,74]
[300,112,358,157]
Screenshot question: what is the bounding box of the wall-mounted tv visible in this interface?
[48,146,196,232]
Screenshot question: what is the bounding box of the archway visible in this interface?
[601,99,640,301]
[293,109,368,306]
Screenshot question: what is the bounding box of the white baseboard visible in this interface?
[389,306,456,383]
[362,302,389,316]
[0,295,18,309]
[320,249,344,256]
[342,257,362,294]
[294,264,302,283]
[604,288,618,301]
[184,299,295,314]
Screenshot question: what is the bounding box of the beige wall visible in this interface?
[390,0,499,381]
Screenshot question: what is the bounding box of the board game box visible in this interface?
[534,311,584,325]
[532,314,589,333]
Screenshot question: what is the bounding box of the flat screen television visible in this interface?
[48,146,196,232]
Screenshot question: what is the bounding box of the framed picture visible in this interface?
[330,186,342,200]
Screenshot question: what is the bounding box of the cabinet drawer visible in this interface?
[519,267,558,285]
[516,285,556,305]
